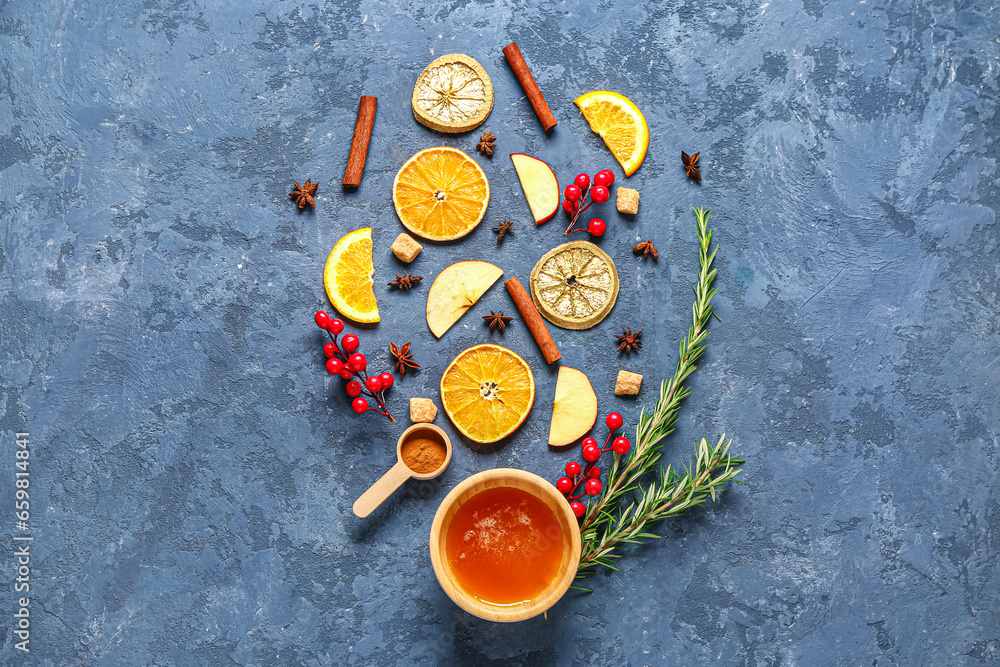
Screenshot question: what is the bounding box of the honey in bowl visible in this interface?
[445,486,564,606]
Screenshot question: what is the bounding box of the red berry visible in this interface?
[314,311,331,329]
[339,367,354,380]
[346,380,363,397]
[323,342,337,358]
[325,358,343,375]
[562,199,577,214]
[328,319,344,335]
[556,477,574,494]
[606,412,624,430]
[352,397,369,414]
[594,169,615,187]
[378,372,394,390]
[575,173,590,190]
[581,437,598,450]
[365,375,382,393]
[612,437,631,455]
[582,444,601,463]
[585,479,603,496]
[587,218,606,236]
[589,466,601,479]
[348,353,367,372]
[564,184,581,201]
[565,461,582,477]
[570,501,586,518]
[341,334,360,353]
[590,185,609,204]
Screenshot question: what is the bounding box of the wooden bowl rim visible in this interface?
[396,423,452,480]
[429,468,582,622]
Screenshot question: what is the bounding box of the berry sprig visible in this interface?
[562,169,615,236]
[314,311,396,422]
[554,412,631,518]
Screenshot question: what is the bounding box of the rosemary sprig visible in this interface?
[578,435,743,574]
[578,207,742,574]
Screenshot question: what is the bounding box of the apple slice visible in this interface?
[547,366,598,447]
[511,153,560,225]
[426,261,504,338]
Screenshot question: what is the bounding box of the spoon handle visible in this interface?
[353,460,411,518]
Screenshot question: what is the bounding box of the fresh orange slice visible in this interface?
[440,344,535,444]
[323,228,379,323]
[392,147,490,241]
[573,91,649,177]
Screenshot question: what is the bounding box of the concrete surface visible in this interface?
[0,0,997,664]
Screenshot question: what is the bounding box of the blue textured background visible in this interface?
[1,0,998,664]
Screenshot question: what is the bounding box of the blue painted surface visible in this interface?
[1,0,998,664]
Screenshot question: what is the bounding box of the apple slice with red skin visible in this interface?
[510,153,560,225]
[547,366,598,447]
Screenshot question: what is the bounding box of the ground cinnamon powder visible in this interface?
[401,435,446,474]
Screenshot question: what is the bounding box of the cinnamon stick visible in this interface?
[504,277,561,364]
[342,95,378,188]
[502,43,557,132]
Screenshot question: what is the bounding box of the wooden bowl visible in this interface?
[429,468,581,622]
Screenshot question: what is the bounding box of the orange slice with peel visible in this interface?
[573,91,649,177]
[440,344,535,444]
[392,147,490,241]
[323,228,379,324]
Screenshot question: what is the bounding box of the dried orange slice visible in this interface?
[573,91,649,177]
[529,240,619,330]
[412,54,494,133]
[440,344,535,444]
[392,147,490,241]
[323,228,379,324]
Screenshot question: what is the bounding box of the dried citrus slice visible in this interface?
[529,241,619,330]
[323,228,379,324]
[392,147,490,241]
[440,344,535,444]
[573,91,649,177]
[412,54,494,133]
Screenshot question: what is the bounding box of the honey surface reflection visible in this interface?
[445,486,564,606]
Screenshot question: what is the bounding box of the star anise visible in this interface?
[289,178,319,208]
[482,310,513,333]
[387,271,423,290]
[389,341,420,378]
[613,327,643,355]
[476,130,497,157]
[681,152,701,181]
[492,220,514,246]
[633,240,658,260]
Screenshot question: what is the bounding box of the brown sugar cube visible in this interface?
[616,187,640,215]
[409,397,438,423]
[615,370,643,396]
[391,233,423,263]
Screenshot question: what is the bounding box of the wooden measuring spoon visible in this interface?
[353,423,453,518]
